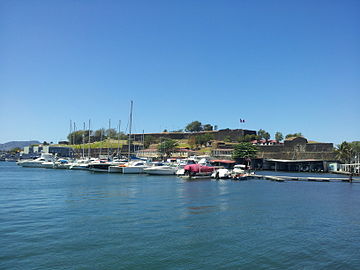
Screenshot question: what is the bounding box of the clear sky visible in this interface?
[1,0,359,144]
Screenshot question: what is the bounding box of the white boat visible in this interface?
[107,159,127,173]
[211,168,231,179]
[42,161,55,168]
[122,160,149,174]
[108,165,124,173]
[143,164,178,175]
[53,159,72,169]
[17,154,55,168]
[230,164,254,180]
[69,158,97,170]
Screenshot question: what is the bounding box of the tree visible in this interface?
[275,132,283,142]
[188,136,196,149]
[195,134,213,147]
[92,129,106,142]
[144,136,157,149]
[263,132,270,141]
[285,132,303,139]
[336,142,353,163]
[258,129,269,140]
[350,141,360,154]
[203,124,213,131]
[9,147,21,153]
[232,142,258,161]
[105,128,118,139]
[242,134,258,142]
[185,121,203,132]
[158,139,178,159]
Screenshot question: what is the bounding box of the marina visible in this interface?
[1,162,360,269]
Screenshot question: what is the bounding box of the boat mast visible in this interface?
[128,101,133,161]
[82,122,85,159]
[99,128,103,158]
[117,120,121,158]
[73,122,76,147]
[88,119,91,159]
[142,129,144,150]
[108,119,111,160]
[69,120,72,145]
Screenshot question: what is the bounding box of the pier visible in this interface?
[253,174,360,183]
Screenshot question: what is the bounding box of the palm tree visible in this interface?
[157,139,178,160]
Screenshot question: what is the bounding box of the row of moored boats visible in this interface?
[16,153,254,180]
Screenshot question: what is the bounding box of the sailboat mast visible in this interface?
[117,120,121,158]
[69,120,72,145]
[88,119,91,158]
[82,122,85,159]
[99,128,103,158]
[108,119,111,159]
[128,101,133,161]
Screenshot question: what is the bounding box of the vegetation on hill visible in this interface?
[157,139,178,158]
[285,132,303,139]
[67,129,127,145]
[185,121,214,132]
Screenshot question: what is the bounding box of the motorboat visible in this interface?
[88,159,113,172]
[230,164,253,180]
[107,159,127,173]
[143,163,178,175]
[17,153,55,168]
[121,160,149,174]
[69,158,98,170]
[180,164,215,179]
[89,158,128,173]
[53,159,72,169]
[211,168,231,179]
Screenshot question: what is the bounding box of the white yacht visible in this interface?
[69,158,97,170]
[17,154,55,168]
[143,163,178,175]
[121,160,149,174]
[53,159,72,169]
[107,159,127,173]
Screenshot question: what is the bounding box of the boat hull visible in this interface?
[122,167,145,174]
[143,168,176,175]
[108,166,123,173]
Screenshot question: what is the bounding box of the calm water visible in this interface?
[1,162,360,270]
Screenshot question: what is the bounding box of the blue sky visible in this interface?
[1,0,359,144]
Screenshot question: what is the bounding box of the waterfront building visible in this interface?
[211,136,337,172]
[42,146,74,157]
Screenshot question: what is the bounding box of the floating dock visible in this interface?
[253,174,359,183]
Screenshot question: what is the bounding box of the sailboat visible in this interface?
[109,101,147,173]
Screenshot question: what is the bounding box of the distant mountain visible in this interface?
[0,141,41,151]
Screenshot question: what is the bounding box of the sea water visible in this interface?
[1,162,360,269]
